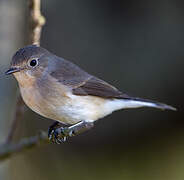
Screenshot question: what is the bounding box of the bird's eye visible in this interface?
[29,59,38,67]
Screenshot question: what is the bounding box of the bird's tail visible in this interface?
[120,97,176,111]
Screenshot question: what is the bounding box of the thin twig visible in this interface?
[1,131,49,161]
[29,0,45,45]
[6,0,45,144]
[3,0,47,159]
[6,96,25,143]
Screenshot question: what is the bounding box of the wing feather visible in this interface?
[72,76,130,99]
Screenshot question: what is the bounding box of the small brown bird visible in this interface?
[6,45,176,143]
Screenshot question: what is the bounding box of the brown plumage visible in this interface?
[5,45,176,143]
[6,45,176,125]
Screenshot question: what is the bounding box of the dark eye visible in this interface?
[29,59,38,67]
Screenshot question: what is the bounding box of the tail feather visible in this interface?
[124,97,176,111]
[104,97,176,116]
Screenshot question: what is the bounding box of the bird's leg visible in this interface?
[48,121,94,144]
[48,121,64,144]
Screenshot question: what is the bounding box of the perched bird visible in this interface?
[6,45,176,143]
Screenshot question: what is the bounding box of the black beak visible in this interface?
[5,67,21,75]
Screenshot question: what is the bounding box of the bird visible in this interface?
[5,45,176,143]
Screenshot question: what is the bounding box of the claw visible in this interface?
[48,126,71,144]
[48,121,94,144]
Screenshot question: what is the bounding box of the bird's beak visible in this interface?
[5,67,21,75]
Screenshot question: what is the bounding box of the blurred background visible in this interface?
[0,0,183,179]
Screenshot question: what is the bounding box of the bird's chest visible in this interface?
[18,75,110,124]
[19,81,73,122]
[19,84,108,124]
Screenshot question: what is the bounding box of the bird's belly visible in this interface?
[48,94,112,124]
[20,86,113,124]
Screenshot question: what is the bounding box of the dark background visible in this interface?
[0,0,183,179]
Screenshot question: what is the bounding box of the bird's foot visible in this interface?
[48,122,74,144]
[48,121,94,144]
[48,126,73,144]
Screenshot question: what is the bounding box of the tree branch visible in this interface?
[2,0,47,161]
[6,95,25,143]
[1,131,49,161]
[29,0,45,46]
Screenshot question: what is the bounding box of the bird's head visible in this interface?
[5,45,51,87]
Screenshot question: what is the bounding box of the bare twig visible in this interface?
[6,96,25,143]
[4,0,47,158]
[1,131,49,161]
[6,0,45,143]
[29,0,45,45]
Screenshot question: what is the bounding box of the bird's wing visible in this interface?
[49,57,176,110]
[72,76,177,110]
[72,76,130,99]
[49,56,130,99]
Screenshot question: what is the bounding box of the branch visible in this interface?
[6,0,45,144]
[29,0,45,46]
[6,96,25,143]
[2,0,47,161]
[1,131,49,161]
